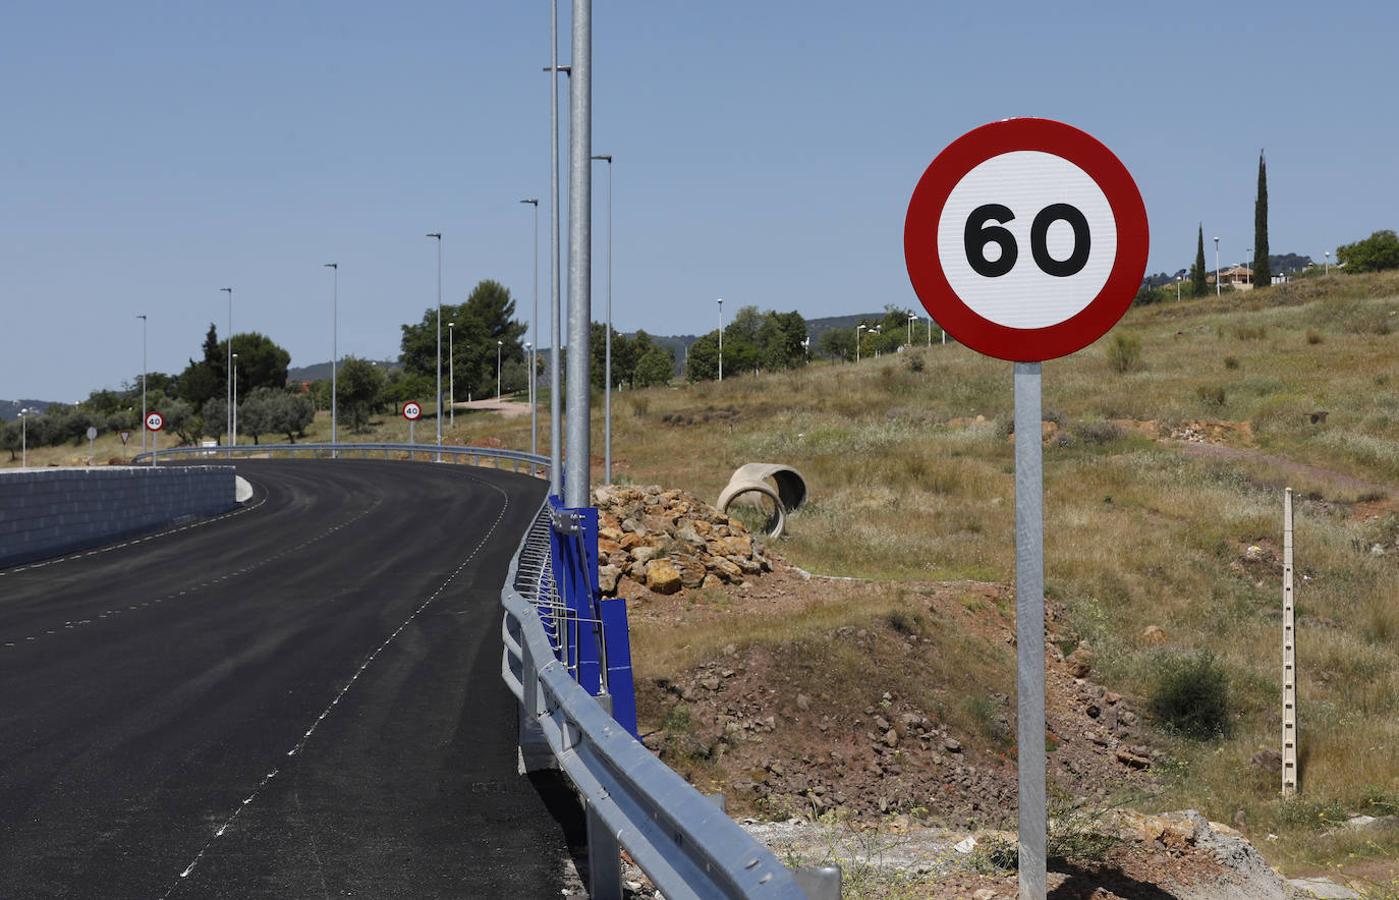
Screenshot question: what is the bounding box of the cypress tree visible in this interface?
[1254,151,1271,288]
[1191,225,1208,297]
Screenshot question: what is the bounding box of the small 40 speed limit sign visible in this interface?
[904,118,1148,361]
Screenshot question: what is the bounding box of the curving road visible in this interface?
[0,459,576,899]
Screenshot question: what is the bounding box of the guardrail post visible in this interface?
[517,635,557,773]
[586,802,623,900]
[794,866,843,900]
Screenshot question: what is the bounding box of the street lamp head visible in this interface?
[324,262,337,269]
[591,154,612,163]
[520,198,539,206]
[137,314,146,320]
[525,342,533,350]
[220,287,232,294]
[497,340,503,346]
[426,232,441,240]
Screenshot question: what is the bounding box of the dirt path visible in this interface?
[1171,440,1395,515]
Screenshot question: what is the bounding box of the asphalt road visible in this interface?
[0,459,578,899]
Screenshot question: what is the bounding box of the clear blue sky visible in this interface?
[2,1,1394,400]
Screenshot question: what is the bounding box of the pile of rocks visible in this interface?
[592,484,773,596]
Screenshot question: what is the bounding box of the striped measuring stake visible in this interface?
[1281,488,1298,797]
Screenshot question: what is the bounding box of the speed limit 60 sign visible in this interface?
[904,118,1148,361]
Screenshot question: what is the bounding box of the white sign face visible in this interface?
[120,431,131,445]
[86,426,98,441]
[402,402,422,421]
[145,413,164,431]
[936,151,1117,330]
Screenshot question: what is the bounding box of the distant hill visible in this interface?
[0,400,57,422]
[287,359,400,383]
[1143,253,1314,288]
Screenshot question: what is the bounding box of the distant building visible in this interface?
[1206,265,1254,291]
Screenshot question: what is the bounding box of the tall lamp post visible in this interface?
[137,314,148,454]
[872,325,882,358]
[448,321,456,427]
[545,0,570,498]
[857,323,866,362]
[231,353,239,446]
[1324,251,1330,275]
[219,288,232,456]
[520,198,540,462]
[426,232,442,462]
[591,153,614,484]
[907,312,916,348]
[324,263,338,456]
[19,408,29,468]
[717,298,724,381]
[1213,236,1221,298]
[497,340,504,400]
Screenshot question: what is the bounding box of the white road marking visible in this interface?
[160,473,513,896]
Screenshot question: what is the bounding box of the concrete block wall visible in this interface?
[0,466,237,568]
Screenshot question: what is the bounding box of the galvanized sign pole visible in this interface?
[904,120,1148,900]
[1014,361,1046,896]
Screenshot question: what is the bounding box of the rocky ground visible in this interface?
[592,483,774,596]
[606,486,1377,899]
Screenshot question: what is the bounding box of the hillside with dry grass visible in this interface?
[16,272,1398,891]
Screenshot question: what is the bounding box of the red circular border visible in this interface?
[402,401,423,421]
[903,118,1148,362]
[145,413,165,432]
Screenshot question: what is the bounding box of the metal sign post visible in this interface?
[86,426,97,465]
[145,412,165,468]
[903,119,1148,900]
[1014,361,1046,896]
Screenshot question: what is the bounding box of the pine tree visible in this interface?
[1191,225,1208,297]
[1254,151,1271,289]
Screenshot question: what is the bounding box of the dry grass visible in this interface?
[10,272,1397,874]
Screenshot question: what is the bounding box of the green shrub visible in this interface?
[1106,333,1144,374]
[1196,384,1227,407]
[1305,329,1323,345]
[1223,355,1241,370]
[1148,651,1232,740]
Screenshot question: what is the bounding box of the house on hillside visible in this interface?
[1206,265,1254,291]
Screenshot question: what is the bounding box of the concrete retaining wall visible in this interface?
[0,466,237,568]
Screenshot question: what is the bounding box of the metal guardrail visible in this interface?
[501,501,816,900]
[132,441,550,475]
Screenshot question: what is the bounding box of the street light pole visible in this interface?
[497,340,503,400]
[520,198,540,463]
[564,0,593,510]
[137,315,148,454]
[592,153,613,485]
[857,324,865,362]
[907,313,915,348]
[324,263,338,456]
[546,0,569,499]
[20,408,28,468]
[231,353,238,446]
[426,232,442,462]
[1324,251,1330,275]
[1214,237,1221,298]
[219,288,232,456]
[717,298,724,381]
[449,321,456,426]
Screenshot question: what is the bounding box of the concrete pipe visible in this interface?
[715,463,807,539]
